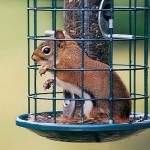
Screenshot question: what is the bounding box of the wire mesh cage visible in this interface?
[16,0,150,142]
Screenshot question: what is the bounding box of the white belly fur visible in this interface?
[56,77,93,118]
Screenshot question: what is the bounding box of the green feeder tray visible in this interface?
[16,112,150,142]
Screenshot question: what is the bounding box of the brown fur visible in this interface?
[32,29,131,123]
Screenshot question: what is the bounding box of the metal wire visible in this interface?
[52,0,57,123]
[33,0,37,121]
[27,0,31,114]
[133,0,137,119]
[144,0,149,119]
[81,0,85,123]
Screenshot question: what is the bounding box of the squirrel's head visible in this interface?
[32,29,68,65]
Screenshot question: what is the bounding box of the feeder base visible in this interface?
[16,112,150,142]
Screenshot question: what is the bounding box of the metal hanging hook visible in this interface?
[98,0,133,39]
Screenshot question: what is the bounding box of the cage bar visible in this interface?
[144,0,149,119]
[27,0,31,114]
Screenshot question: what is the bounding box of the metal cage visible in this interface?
[16,0,150,142]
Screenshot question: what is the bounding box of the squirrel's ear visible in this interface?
[56,29,65,48]
[56,29,65,39]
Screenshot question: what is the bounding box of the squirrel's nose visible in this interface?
[31,54,36,62]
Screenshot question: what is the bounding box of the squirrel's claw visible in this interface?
[39,69,46,76]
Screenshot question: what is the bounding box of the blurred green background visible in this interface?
[0,0,150,150]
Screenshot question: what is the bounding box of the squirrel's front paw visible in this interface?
[39,65,48,76]
[43,78,54,90]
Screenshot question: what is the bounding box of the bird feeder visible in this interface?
[16,0,150,142]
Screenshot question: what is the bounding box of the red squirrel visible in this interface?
[32,29,131,123]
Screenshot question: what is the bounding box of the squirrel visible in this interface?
[32,29,131,123]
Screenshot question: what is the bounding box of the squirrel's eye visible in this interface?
[42,46,51,55]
